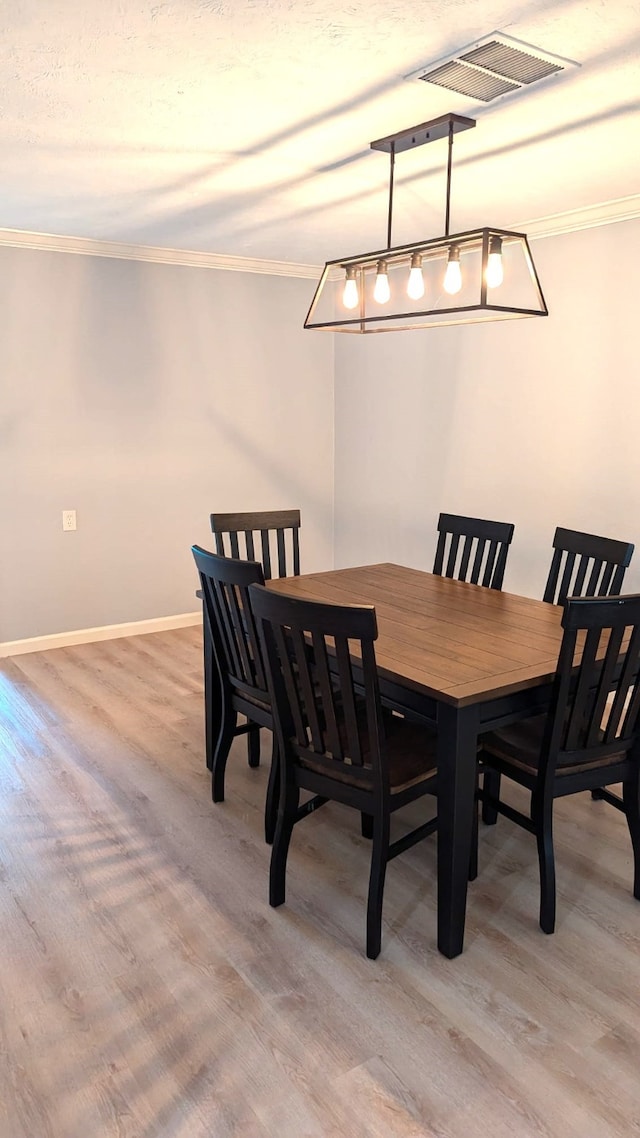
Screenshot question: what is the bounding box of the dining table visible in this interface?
[266,562,566,958]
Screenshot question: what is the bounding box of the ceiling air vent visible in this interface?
[406,33,578,105]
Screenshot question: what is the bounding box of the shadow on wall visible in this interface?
[198,399,333,563]
[333,327,469,570]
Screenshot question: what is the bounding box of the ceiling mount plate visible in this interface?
[370,113,476,155]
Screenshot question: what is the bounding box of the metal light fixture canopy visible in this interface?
[304,113,548,333]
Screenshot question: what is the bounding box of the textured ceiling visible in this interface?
[1,0,639,263]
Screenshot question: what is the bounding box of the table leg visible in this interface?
[436,702,479,958]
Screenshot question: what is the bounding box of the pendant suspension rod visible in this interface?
[444,120,454,237]
[386,141,395,248]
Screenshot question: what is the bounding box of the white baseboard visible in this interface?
[0,611,202,659]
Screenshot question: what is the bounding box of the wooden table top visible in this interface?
[267,563,564,708]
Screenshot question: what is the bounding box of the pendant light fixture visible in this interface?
[304,112,548,333]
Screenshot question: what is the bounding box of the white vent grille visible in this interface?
[406,33,578,105]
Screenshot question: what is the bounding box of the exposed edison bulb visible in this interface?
[407,252,425,301]
[343,266,359,309]
[443,245,462,295]
[373,260,390,304]
[485,236,504,288]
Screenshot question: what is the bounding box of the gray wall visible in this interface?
[334,217,640,599]
[4,217,638,644]
[1,248,334,641]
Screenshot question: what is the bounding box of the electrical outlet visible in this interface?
[62,509,77,531]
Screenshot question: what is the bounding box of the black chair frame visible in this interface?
[250,583,440,960]
[543,526,634,607]
[480,593,640,933]
[204,509,301,774]
[192,545,278,843]
[210,509,301,580]
[433,512,515,591]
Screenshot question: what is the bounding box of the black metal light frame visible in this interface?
[304,113,549,333]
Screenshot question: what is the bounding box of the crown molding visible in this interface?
[0,194,638,273]
[0,226,322,278]
[514,193,640,240]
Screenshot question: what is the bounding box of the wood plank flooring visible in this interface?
[1,627,639,1137]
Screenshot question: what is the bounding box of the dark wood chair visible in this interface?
[249,583,440,960]
[479,592,640,933]
[543,526,634,607]
[210,509,301,580]
[540,526,635,811]
[192,546,278,843]
[433,512,515,590]
[203,510,301,773]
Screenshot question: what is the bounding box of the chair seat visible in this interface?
[482,715,626,776]
[300,707,437,793]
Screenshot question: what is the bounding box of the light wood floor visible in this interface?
[1,628,639,1137]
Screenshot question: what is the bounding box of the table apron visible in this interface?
[378,676,555,734]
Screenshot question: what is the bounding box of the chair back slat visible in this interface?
[540,594,640,779]
[210,510,301,581]
[572,556,589,597]
[433,531,447,576]
[291,626,325,752]
[587,559,605,596]
[603,626,639,741]
[250,586,381,786]
[621,629,640,735]
[564,627,601,752]
[445,533,461,579]
[543,527,634,606]
[434,513,514,591]
[557,552,577,608]
[229,583,257,684]
[585,624,624,746]
[192,546,267,702]
[218,582,245,680]
[310,630,342,758]
[459,535,474,581]
[481,539,499,587]
[260,529,272,580]
[544,549,563,604]
[334,637,363,765]
[277,529,287,578]
[272,623,307,744]
[611,564,628,596]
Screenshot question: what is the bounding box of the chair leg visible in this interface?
[622,774,640,901]
[591,788,605,800]
[247,724,261,768]
[269,782,299,908]
[264,734,279,846]
[533,793,556,934]
[211,700,237,803]
[481,766,501,825]
[366,811,390,960]
[361,813,373,839]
